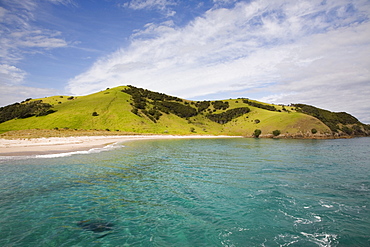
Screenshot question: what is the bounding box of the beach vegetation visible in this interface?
[253,129,262,138]
[272,130,281,136]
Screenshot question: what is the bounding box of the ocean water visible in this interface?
[0,138,369,247]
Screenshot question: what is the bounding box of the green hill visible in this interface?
[0,85,368,138]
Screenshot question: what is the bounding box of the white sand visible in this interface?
[0,135,241,156]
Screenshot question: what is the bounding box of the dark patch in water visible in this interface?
[77,219,114,238]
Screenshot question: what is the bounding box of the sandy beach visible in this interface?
[0,135,240,156]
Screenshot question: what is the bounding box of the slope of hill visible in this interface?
[0,85,368,138]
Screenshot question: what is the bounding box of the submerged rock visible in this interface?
[77,219,114,233]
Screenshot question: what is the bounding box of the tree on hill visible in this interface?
[122,85,198,120]
[123,85,182,102]
[195,101,210,112]
[155,101,197,118]
[212,101,229,110]
[207,107,250,124]
[272,130,281,136]
[293,104,364,133]
[253,129,262,138]
[242,99,277,111]
[0,100,56,123]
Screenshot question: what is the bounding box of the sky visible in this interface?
[1,0,369,123]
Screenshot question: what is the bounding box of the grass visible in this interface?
[0,86,331,137]
[0,129,147,139]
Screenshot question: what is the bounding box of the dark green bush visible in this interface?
[212,101,229,110]
[243,99,277,111]
[155,101,197,118]
[131,108,139,115]
[341,126,352,135]
[272,130,281,136]
[195,101,210,112]
[0,100,56,123]
[293,104,361,133]
[207,107,250,124]
[122,85,181,102]
[253,129,262,138]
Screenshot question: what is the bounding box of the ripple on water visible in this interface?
[0,138,369,246]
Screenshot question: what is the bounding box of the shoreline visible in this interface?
[0,135,241,157]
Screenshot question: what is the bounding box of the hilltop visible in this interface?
[0,85,368,138]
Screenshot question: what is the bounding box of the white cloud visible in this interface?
[122,0,176,17]
[0,64,27,86]
[212,0,238,7]
[0,85,59,106]
[0,0,70,107]
[68,0,370,122]
[47,0,75,6]
[0,0,68,64]
[123,0,176,10]
[12,30,67,48]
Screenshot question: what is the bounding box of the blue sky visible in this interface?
[1,0,369,123]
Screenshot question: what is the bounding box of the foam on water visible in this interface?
[300,232,338,247]
[0,143,123,161]
[35,143,123,158]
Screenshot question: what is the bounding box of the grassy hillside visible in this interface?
[1,85,366,138]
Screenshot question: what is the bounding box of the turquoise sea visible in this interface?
[0,138,369,246]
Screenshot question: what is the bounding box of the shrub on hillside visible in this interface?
[131,108,139,115]
[0,100,56,123]
[155,101,197,118]
[242,99,277,111]
[211,101,229,110]
[341,126,352,135]
[122,85,182,102]
[352,125,364,135]
[293,104,361,133]
[253,129,262,138]
[272,130,281,136]
[207,107,250,124]
[195,101,210,112]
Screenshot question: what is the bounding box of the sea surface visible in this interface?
[0,138,369,246]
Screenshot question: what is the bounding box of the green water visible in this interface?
[0,138,369,246]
